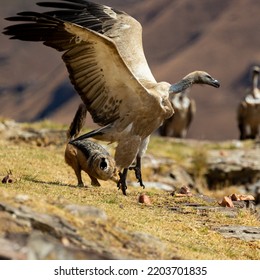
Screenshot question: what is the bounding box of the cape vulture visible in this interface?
[3,0,220,194]
[159,85,196,138]
[237,66,260,140]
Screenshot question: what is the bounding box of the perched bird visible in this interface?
[159,81,196,138]
[237,66,260,140]
[3,0,220,194]
[65,103,117,187]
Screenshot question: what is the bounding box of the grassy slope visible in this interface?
[0,124,259,260]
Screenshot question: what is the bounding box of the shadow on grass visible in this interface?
[23,177,79,189]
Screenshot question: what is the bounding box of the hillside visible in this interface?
[1,0,260,140]
[0,120,259,260]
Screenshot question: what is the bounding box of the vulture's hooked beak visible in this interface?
[211,79,220,88]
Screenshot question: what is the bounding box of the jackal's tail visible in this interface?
[67,103,87,141]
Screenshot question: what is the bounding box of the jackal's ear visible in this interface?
[100,158,108,170]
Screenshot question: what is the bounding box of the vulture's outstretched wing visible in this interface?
[38,0,156,82]
[4,9,152,128]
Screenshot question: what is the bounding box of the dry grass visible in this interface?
[0,127,259,260]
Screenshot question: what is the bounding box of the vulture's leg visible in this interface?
[129,155,145,188]
[238,122,246,140]
[117,168,128,195]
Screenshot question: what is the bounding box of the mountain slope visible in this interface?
[1,0,260,140]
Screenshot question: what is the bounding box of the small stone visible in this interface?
[61,237,70,247]
[219,150,227,156]
[179,185,192,195]
[237,194,255,201]
[230,193,255,201]
[230,193,240,201]
[218,196,234,208]
[174,185,193,197]
[138,194,152,205]
[15,194,30,203]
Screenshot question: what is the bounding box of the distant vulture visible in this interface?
[237,66,260,140]
[159,78,196,138]
[3,0,220,194]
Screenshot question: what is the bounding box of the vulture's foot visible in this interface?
[117,168,128,195]
[129,165,145,189]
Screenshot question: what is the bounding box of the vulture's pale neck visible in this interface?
[169,76,194,94]
[252,71,260,98]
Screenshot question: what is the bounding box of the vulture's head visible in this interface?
[252,66,260,75]
[185,71,220,88]
[169,71,220,94]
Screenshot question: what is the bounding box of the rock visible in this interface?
[218,196,234,208]
[174,193,193,197]
[126,231,176,259]
[173,186,192,197]
[14,194,30,203]
[179,185,192,194]
[116,229,178,259]
[139,154,194,190]
[215,226,260,241]
[174,185,193,197]
[26,231,117,260]
[138,194,152,205]
[0,202,78,239]
[0,201,171,260]
[230,193,255,201]
[230,193,241,201]
[217,193,256,210]
[0,119,66,146]
[206,149,260,188]
[246,180,260,204]
[132,181,173,191]
[232,200,256,212]
[0,237,27,260]
[0,202,123,259]
[64,205,108,220]
[169,204,239,218]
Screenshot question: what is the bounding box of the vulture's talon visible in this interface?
[129,165,145,188]
[117,169,128,195]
